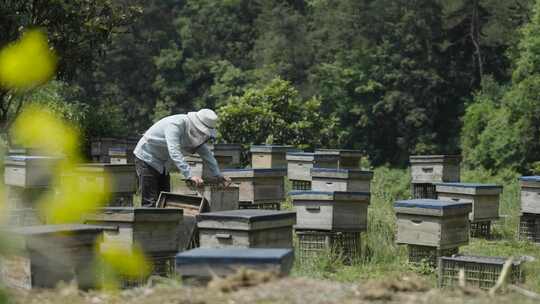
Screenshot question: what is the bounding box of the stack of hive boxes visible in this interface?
[90,137,138,163]
[290,151,372,263]
[3,150,61,226]
[286,152,338,190]
[409,155,461,199]
[395,199,471,267]
[435,183,502,238]
[518,176,540,243]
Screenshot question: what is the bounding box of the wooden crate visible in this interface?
[409,155,461,183]
[435,183,502,222]
[311,168,373,192]
[4,156,60,188]
[84,208,183,254]
[438,255,525,289]
[197,210,296,249]
[175,248,294,282]
[395,199,471,249]
[407,245,458,267]
[286,152,339,182]
[315,149,363,169]
[250,145,301,169]
[291,191,370,231]
[411,182,437,199]
[0,224,107,289]
[213,144,243,168]
[222,168,286,204]
[108,147,134,164]
[295,230,361,264]
[519,176,540,214]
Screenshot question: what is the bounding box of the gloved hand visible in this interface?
[188,176,204,187]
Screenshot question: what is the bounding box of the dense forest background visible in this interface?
[2,0,540,173]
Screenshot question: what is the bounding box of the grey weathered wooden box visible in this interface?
[250,145,301,169]
[409,155,461,183]
[286,152,339,182]
[436,183,502,222]
[222,168,286,204]
[91,137,137,163]
[213,144,243,168]
[0,224,107,289]
[3,208,42,227]
[176,248,294,281]
[315,149,363,169]
[5,186,48,210]
[4,155,60,188]
[311,168,373,192]
[519,176,540,214]
[197,210,296,249]
[108,147,134,164]
[291,191,370,231]
[84,208,183,255]
[395,199,471,249]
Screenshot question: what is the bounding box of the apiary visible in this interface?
[435,183,502,223]
[409,155,461,183]
[176,248,294,282]
[0,224,108,289]
[315,149,363,169]
[4,155,60,188]
[70,163,136,206]
[395,199,471,249]
[290,191,370,231]
[213,144,243,168]
[519,176,540,214]
[222,168,286,205]
[108,147,134,164]
[84,208,183,255]
[197,210,296,249]
[250,145,301,169]
[310,168,373,192]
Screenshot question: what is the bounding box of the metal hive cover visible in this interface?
[394,199,471,210]
[434,182,501,189]
[196,209,295,222]
[176,248,293,264]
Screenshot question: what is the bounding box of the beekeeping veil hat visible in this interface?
[183,109,218,153]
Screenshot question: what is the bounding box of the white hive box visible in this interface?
[311,168,373,192]
[286,152,339,182]
[250,145,301,169]
[4,155,60,188]
[519,176,540,214]
[409,155,461,183]
[222,168,286,204]
[315,149,363,169]
[213,144,243,168]
[435,183,502,222]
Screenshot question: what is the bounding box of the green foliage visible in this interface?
[217,78,339,150]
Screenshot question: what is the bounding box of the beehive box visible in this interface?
[295,230,361,264]
[395,199,471,249]
[286,152,338,182]
[291,191,370,231]
[311,168,373,192]
[0,224,107,289]
[409,155,461,183]
[108,147,134,164]
[90,137,138,163]
[436,183,502,222]
[84,208,183,254]
[4,155,60,188]
[518,213,540,243]
[222,169,286,204]
[519,176,540,214]
[7,147,46,156]
[197,210,296,249]
[3,209,42,227]
[438,255,525,289]
[176,248,294,282]
[213,144,243,168]
[411,182,437,199]
[5,186,48,209]
[250,145,300,169]
[315,149,363,169]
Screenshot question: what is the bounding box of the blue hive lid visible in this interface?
[434,182,501,189]
[394,199,470,210]
[176,248,293,265]
[520,176,540,182]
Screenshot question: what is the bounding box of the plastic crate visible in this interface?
[411,183,437,199]
[408,245,458,267]
[238,201,281,210]
[295,230,361,264]
[438,254,525,289]
[470,220,491,239]
[291,180,311,191]
[519,213,540,243]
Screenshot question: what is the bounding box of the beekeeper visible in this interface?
[133,109,230,207]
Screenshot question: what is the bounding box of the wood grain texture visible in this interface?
[198,227,293,248]
[396,214,469,248]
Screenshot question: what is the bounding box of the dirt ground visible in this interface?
[7,273,540,304]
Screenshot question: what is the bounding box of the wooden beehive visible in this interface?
[290,191,370,231]
[519,176,540,214]
[286,152,339,182]
[310,168,373,192]
[435,183,502,222]
[409,155,461,183]
[5,186,48,210]
[222,168,286,204]
[250,145,301,169]
[0,224,108,289]
[395,199,471,249]
[213,144,243,168]
[197,210,296,249]
[3,208,42,227]
[108,147,134,164]
[175,248,294,282]
[315,149,363,169]
[90,137,138,163]
[84,208,183,255]
[4,155,60,188]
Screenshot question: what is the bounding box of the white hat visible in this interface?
[187,109,218,138]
